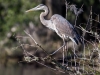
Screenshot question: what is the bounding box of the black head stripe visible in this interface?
[37,4,44,7]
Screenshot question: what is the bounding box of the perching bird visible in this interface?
[26,4,82,55]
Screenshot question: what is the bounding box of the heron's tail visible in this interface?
[73,28,83,45]
[73,37,79,45]
[69,37,79,45]
[74,33,83,45]
[73,36,82,45]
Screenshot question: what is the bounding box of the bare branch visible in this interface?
[24,30,48,55]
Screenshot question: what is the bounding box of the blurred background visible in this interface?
[0,0,100,75]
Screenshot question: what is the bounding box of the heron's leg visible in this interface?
[50,40,66,56]
[62,39,66,65]
[65,41,68,65]
[73,43,77,71]
[62,42,66,65]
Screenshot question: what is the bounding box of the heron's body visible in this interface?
[50,14,77,42]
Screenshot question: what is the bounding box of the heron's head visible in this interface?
[26,4,46,12]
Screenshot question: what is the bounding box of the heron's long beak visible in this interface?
[25,8,34,12]
[25,7,37,12]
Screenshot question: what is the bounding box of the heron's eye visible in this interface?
[39,4,44,6]
[37,4,44,8]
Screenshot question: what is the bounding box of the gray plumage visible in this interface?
[26,4,82,45]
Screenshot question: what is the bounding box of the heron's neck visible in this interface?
[40,7,49,25]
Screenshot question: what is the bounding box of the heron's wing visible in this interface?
[51,14,75,38]
[51,14,82,44]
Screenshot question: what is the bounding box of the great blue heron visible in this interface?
[26,4,82,62]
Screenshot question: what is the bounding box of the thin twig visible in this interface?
[74,4,84,27]
[16,37,28,55]
[24,30,48,55]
